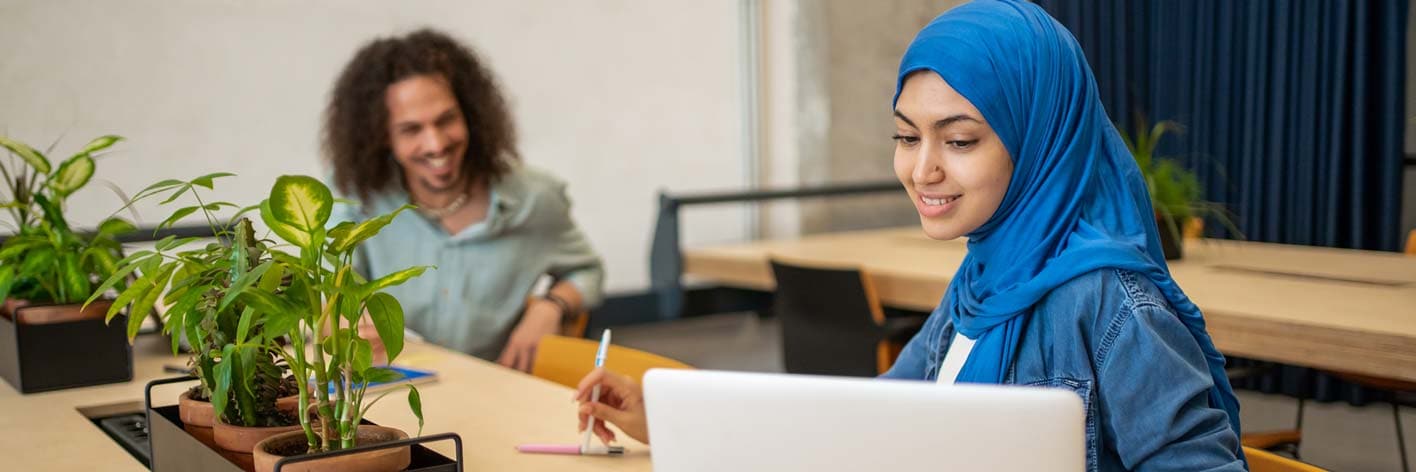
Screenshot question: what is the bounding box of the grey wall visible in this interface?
[796,0,966,234]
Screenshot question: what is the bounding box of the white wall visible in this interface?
[0,0,751,292]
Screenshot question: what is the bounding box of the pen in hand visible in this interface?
[581,329,612,452]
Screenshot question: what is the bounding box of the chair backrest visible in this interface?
[531,333,693,389]
[1243,446,1327,472]
[769,258,887,377]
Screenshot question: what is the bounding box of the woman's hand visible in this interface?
[575,367,650,445]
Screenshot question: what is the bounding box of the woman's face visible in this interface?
[893,71,1014,241]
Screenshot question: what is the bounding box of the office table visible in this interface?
[0,334,651,471]
[683,227,1416,382]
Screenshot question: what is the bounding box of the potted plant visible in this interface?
[0,133,136,393]
[229,175,428,472]
[91,173,303,469]
[1118,118,1241,259]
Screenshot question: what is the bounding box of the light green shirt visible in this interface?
[328,163,605,360]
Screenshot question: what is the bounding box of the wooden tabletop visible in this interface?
[0,335,651,471]
[683,227,1416,382]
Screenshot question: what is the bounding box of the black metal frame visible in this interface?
[273,432,463,472]
[648,181,899,321]
[144,376,462,472]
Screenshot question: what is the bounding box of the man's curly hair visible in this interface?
[324,28,518,204]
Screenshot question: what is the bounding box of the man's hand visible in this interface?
[497,299,562,372]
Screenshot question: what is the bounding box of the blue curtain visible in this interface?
[1036,0,1408,252]
[1033,0,1410,405]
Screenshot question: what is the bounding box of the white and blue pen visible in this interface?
[581,329,615,454]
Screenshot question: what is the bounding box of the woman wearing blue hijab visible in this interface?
[573,1,1244,469]
[880,0,1245,469]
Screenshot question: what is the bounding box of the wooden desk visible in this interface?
[683,227,1416,382]
[0,335,650,471]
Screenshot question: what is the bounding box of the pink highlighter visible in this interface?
[515,443,625,455]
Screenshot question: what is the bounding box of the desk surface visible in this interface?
[0,335,651,471]
[684,227,1416,382]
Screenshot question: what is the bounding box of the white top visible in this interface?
[936,332,976,385]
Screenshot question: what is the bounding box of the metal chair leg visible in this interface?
[1395,403,1409,472]
[1291,397,1305,460]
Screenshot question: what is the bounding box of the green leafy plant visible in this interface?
[91,173,297,427]
[1117,118,1243,242]
[0,134,134,304]
[233,175,429,452]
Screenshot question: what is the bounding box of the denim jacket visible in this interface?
[882,269,1244,471]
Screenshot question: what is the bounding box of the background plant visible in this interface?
[1117,117,1243,241]
[90,173,297,427]
[0,134,133,305]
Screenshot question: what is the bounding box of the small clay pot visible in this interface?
[253,425,410,472]
[179,390,216,427]
[215,419,304,453]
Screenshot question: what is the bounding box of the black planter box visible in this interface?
[146,377,461,472]
[0,304,132,393]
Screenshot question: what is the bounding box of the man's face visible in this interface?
[385,74,470,194]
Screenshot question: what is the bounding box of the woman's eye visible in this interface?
[947,139,978,150]
[892,134,920,146]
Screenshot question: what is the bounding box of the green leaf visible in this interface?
[217,260,273,313]
[236,288,298,320]
[262,309,297,343]
[156,236,203,252]
[0,135,51,174]
[158,184,193,205]
[359,367,404,384]
[235,306,256,345]
[96,218,137,237]
[0,237,47,260]
[364,293,404,362]
[361,266,431,299]
[353,337,373,374]
[156,206,201,232]
[265,175,332,247]
[49,153,95,196]
[32,194,69,233]
[128,263,177,339]
[190,172,236,189]
[257,262,285,292]
[0,265,16,303]
[85,255,147,310]
[77,135,123,155]
[211,344,236,420]
[407,385,423,436]
[329,205,412,254]
[59,252,90,303]
[19,247,56,279]
[260,199,309,248]
[164,287,204,355]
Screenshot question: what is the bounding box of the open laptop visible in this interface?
[643,369,1084,472]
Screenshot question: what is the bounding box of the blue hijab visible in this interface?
[895,0,1242,439]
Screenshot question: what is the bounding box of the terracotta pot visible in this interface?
[0,299,28,320]
[275,395,300,413]
[0,299,110,325]
[179,390,216,428]
[184,424,217,449]
[253,425,410,472]
[214,418,303,456]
